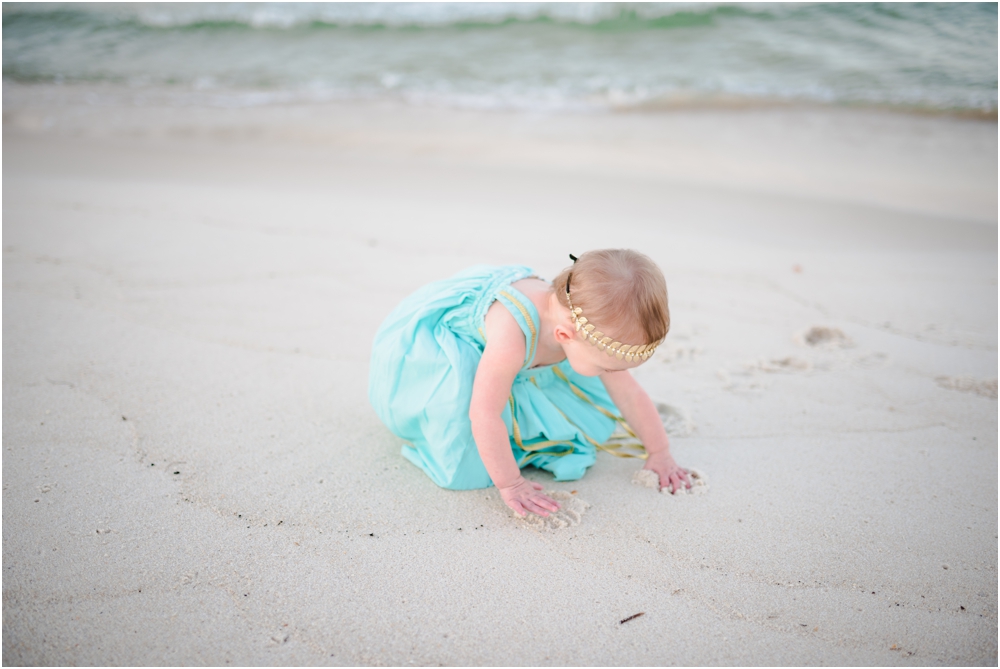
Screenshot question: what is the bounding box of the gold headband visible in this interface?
[565,272,661,363]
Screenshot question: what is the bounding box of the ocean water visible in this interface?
[3,2,997,115]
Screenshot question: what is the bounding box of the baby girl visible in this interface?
[369,249,690,517]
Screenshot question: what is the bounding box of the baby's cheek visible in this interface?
[567,358,602,377]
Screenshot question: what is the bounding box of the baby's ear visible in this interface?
[553,324,574,343]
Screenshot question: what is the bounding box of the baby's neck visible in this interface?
[532,290,569,367]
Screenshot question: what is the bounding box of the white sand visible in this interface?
[517,491,592,532]
[632,468,708,495]
[3,81,997,665]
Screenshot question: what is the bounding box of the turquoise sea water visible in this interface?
[3,2,997,115]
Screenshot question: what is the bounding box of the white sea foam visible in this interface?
[3,3,995,115]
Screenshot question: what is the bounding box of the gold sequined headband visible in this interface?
[565,261,661,363]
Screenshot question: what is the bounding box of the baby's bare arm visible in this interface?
[601,370,691,493]
[469,303,560,516]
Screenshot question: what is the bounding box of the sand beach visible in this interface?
[2,72,997,665]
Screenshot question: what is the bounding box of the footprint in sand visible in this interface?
[744,356,812,373]
[632,468,709,495]
[936,376,997,400]
[518,490,590,531]
[659,341,704,364]
[656,402,696,437]
[604,403,694,443]
[853,352,889,369]
[716,367,767,393]
[794,326,853,349]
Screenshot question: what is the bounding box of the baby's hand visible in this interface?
[644,451,691,494]
[498,477,561,518]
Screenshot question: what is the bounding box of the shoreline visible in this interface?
[5,79,998,122]
[4,81,997,225]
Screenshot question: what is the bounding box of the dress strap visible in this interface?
[495,286,540,369]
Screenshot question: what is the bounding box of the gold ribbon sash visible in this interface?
[506,368,647,465]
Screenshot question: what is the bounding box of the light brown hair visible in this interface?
[551,249,669,346]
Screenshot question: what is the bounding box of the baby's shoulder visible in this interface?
[484,299,526,342]
[482,300,527,363]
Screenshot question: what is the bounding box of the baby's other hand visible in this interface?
[498,477,561,518]
[643,451,691,494]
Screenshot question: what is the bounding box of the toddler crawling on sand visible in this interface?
[369,249,689,517]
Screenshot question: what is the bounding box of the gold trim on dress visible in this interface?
[508,395,574,466]
[552,366,647,459]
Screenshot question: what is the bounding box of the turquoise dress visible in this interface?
[369,265,629,490]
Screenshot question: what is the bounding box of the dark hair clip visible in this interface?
[569,253,578,263]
